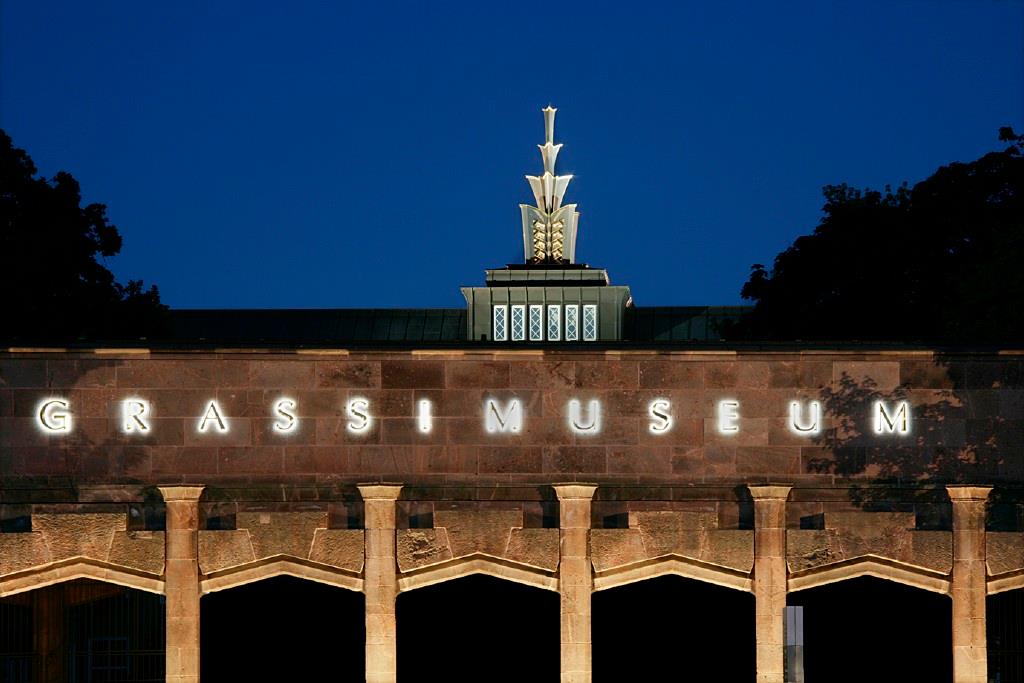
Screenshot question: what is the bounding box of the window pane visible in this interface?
[583,305,598,341]
[547,305,561,341]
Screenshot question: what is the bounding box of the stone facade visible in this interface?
[2,348,1024,681]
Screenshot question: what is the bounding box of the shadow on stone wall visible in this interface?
[808,358,1023,529]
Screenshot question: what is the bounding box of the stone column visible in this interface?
[948,485,992,683]
[749,485,792,683]
[158,485,205,683]
[359,484,403,683]
[554,484,598,683]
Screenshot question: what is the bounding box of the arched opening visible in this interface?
[200,575,364,681]
[0,579,164,683]
[592,576,755,682]
[787,577,951,683]
[396,575,559,682]
[989,588,1024,682]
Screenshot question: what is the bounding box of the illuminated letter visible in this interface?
[122,398,150,433]
[568,399,601,434]
[648,399,673,434]
[198,401,229,433]
[717,400,740,434]
[37,399,71,433]
[273,397,297,433]
[789,400,820,435]
[874,401,910,434]
[418,399,433,433]
[347,397,371,433]
[485,399,522,433]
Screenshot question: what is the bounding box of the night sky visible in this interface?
[2,2,1021,309]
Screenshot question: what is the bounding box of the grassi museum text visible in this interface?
[2,109,1023,683]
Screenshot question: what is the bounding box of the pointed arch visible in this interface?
[593,553,753,593]
[988,569,1024,595]
[397,552,558,593]
[199,554,363,594]
[0,557,164,598]
[788,555,951,595]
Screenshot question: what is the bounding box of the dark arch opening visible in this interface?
[396,575,559,682]
[0,579,164,683]
[200,576,364,682]
[989,588,1024,682]
[787,576,951,683]
[592,575,756,682]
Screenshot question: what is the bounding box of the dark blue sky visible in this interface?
[2,2,1022,309]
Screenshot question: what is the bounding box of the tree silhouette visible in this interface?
[732,128,1024,343]
[0,129,166,342]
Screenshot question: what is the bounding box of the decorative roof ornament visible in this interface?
[520,106,580,264]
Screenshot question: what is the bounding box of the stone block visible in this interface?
[638,361,702,390]
[590,528,646,571]
[575,362,638,389]
[910,531,953,573]
[0,533,50,575]
[434,508,521,558]
[33,512,123,562]
[507,361,574,389]
[107,530,165,574]
[702,530,754,572]
[198,530,254,574]
[249,360,316,389]
[787,529,840,572]
[446,361,510,388]
[396,528,453,570]
[987,532,1024,576]
[309,529,364,572]
[505,528,559,571]
[381,361,444,388]
[237,511,327,559]
[316,361,381,388]
[631,511,709,558]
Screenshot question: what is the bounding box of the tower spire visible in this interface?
[520,106,580,264]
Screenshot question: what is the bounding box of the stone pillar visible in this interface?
[749,485,792,683]
[158,486,204,683]
[554,484,597,683]
[948,485,992,683]
[359,484,403,683]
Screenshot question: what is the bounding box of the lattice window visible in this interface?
[511,305,526,341]
[529,305,543,341]
[547,305,561,341]
[492,305,508,341]
[582,305,598,341]
[565,305,579,341]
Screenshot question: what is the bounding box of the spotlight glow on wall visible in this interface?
[418,399,433,433]
[568,399,601,434]
[485,398,521,433]
[122,398,151,433]
[648,399,673,434]
[273,397,297,434]
[347,397,372,433]
[788,401,820,435]
[717,400,740,435]
[36,398,71,433]
[874,401,911,434]
[198,400,229,433]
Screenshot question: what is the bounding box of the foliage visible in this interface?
[732,128,1024,343]
[0,130,166,341]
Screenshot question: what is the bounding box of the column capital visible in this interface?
[553,483,598,501]
[946,485,993,502]
[157,485,205,502]
[358,483,403,501]
[747,485,792,501]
